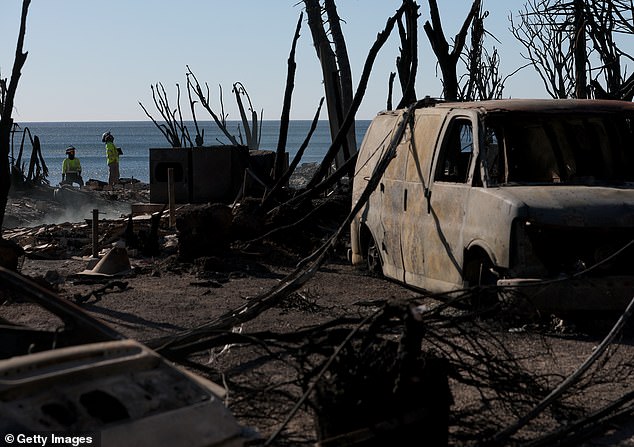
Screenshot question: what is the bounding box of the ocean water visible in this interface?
[11,120,371,185]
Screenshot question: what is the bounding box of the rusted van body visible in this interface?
[350,99,634,310]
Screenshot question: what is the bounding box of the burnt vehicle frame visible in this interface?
[350,99,634,310]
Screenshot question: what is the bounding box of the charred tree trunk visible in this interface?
[0,0,30,234]
[396,0,420,109]
[324,0,357,174]
[305,0,344,161]
[573,0,587,98]
[306,3,409,191]
[463,4,483,101]
[424,0,480,101]
[304,0,356,174]
[325,0,353,116]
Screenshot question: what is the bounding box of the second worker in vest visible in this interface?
[61,146,84,187]
[102,131,120,187]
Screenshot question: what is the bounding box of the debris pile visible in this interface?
[5,182,149,229]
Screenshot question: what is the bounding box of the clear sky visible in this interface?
[0,1,568,122]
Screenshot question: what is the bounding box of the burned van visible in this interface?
[350,99,634,310]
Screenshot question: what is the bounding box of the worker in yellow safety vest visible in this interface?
[61,146,84,186]
[102,131,120,186]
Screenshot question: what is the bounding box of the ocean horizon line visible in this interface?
[17,118,374,124]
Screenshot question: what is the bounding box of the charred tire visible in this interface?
[464,253,498,311]
[366,237,383,276]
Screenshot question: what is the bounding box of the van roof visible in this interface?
[433,98,634,114]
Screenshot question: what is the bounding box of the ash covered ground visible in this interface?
[3,173,634,446]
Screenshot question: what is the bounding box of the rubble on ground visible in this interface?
[5,181,150,229]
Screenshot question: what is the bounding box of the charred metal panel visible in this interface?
[150,146,252,205]
[494,186,634,227]
[351,111,400,209]
[462,187,527,270]
[378,118,414,280]
[401,112,445,286]
[418,112,479,289]
[190,146,234,202]
[351,111,400,271]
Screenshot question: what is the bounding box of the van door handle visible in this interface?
[363,176,371,181]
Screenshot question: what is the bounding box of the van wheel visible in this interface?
[464,254,498,310]
[366,238,383,276]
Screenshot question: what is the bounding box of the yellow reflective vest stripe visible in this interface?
[106,141,119,164]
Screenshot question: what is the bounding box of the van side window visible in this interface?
[435,119,473,183]
[483,127,502,185]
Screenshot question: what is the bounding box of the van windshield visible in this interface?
[482,113,634,186]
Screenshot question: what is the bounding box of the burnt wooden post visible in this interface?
[92,209,99,258]
[168,167,176,227]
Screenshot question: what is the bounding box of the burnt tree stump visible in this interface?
[314,305,452,446]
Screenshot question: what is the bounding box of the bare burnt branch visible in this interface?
[275,12,303,181]
[175,83,193,147]
[511,0,634,100]
[33,134,48,180]
[156,82,181,146]
[459,7,510,101]
[138,83,181,147]
[510,1,576,98]
[489,296,634,445]
[232,82,261,150]
[12,126,45,186]
[263,97,325,208]
[138,100,174,147]
[186,73,204,146]
[186,66,240,146]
